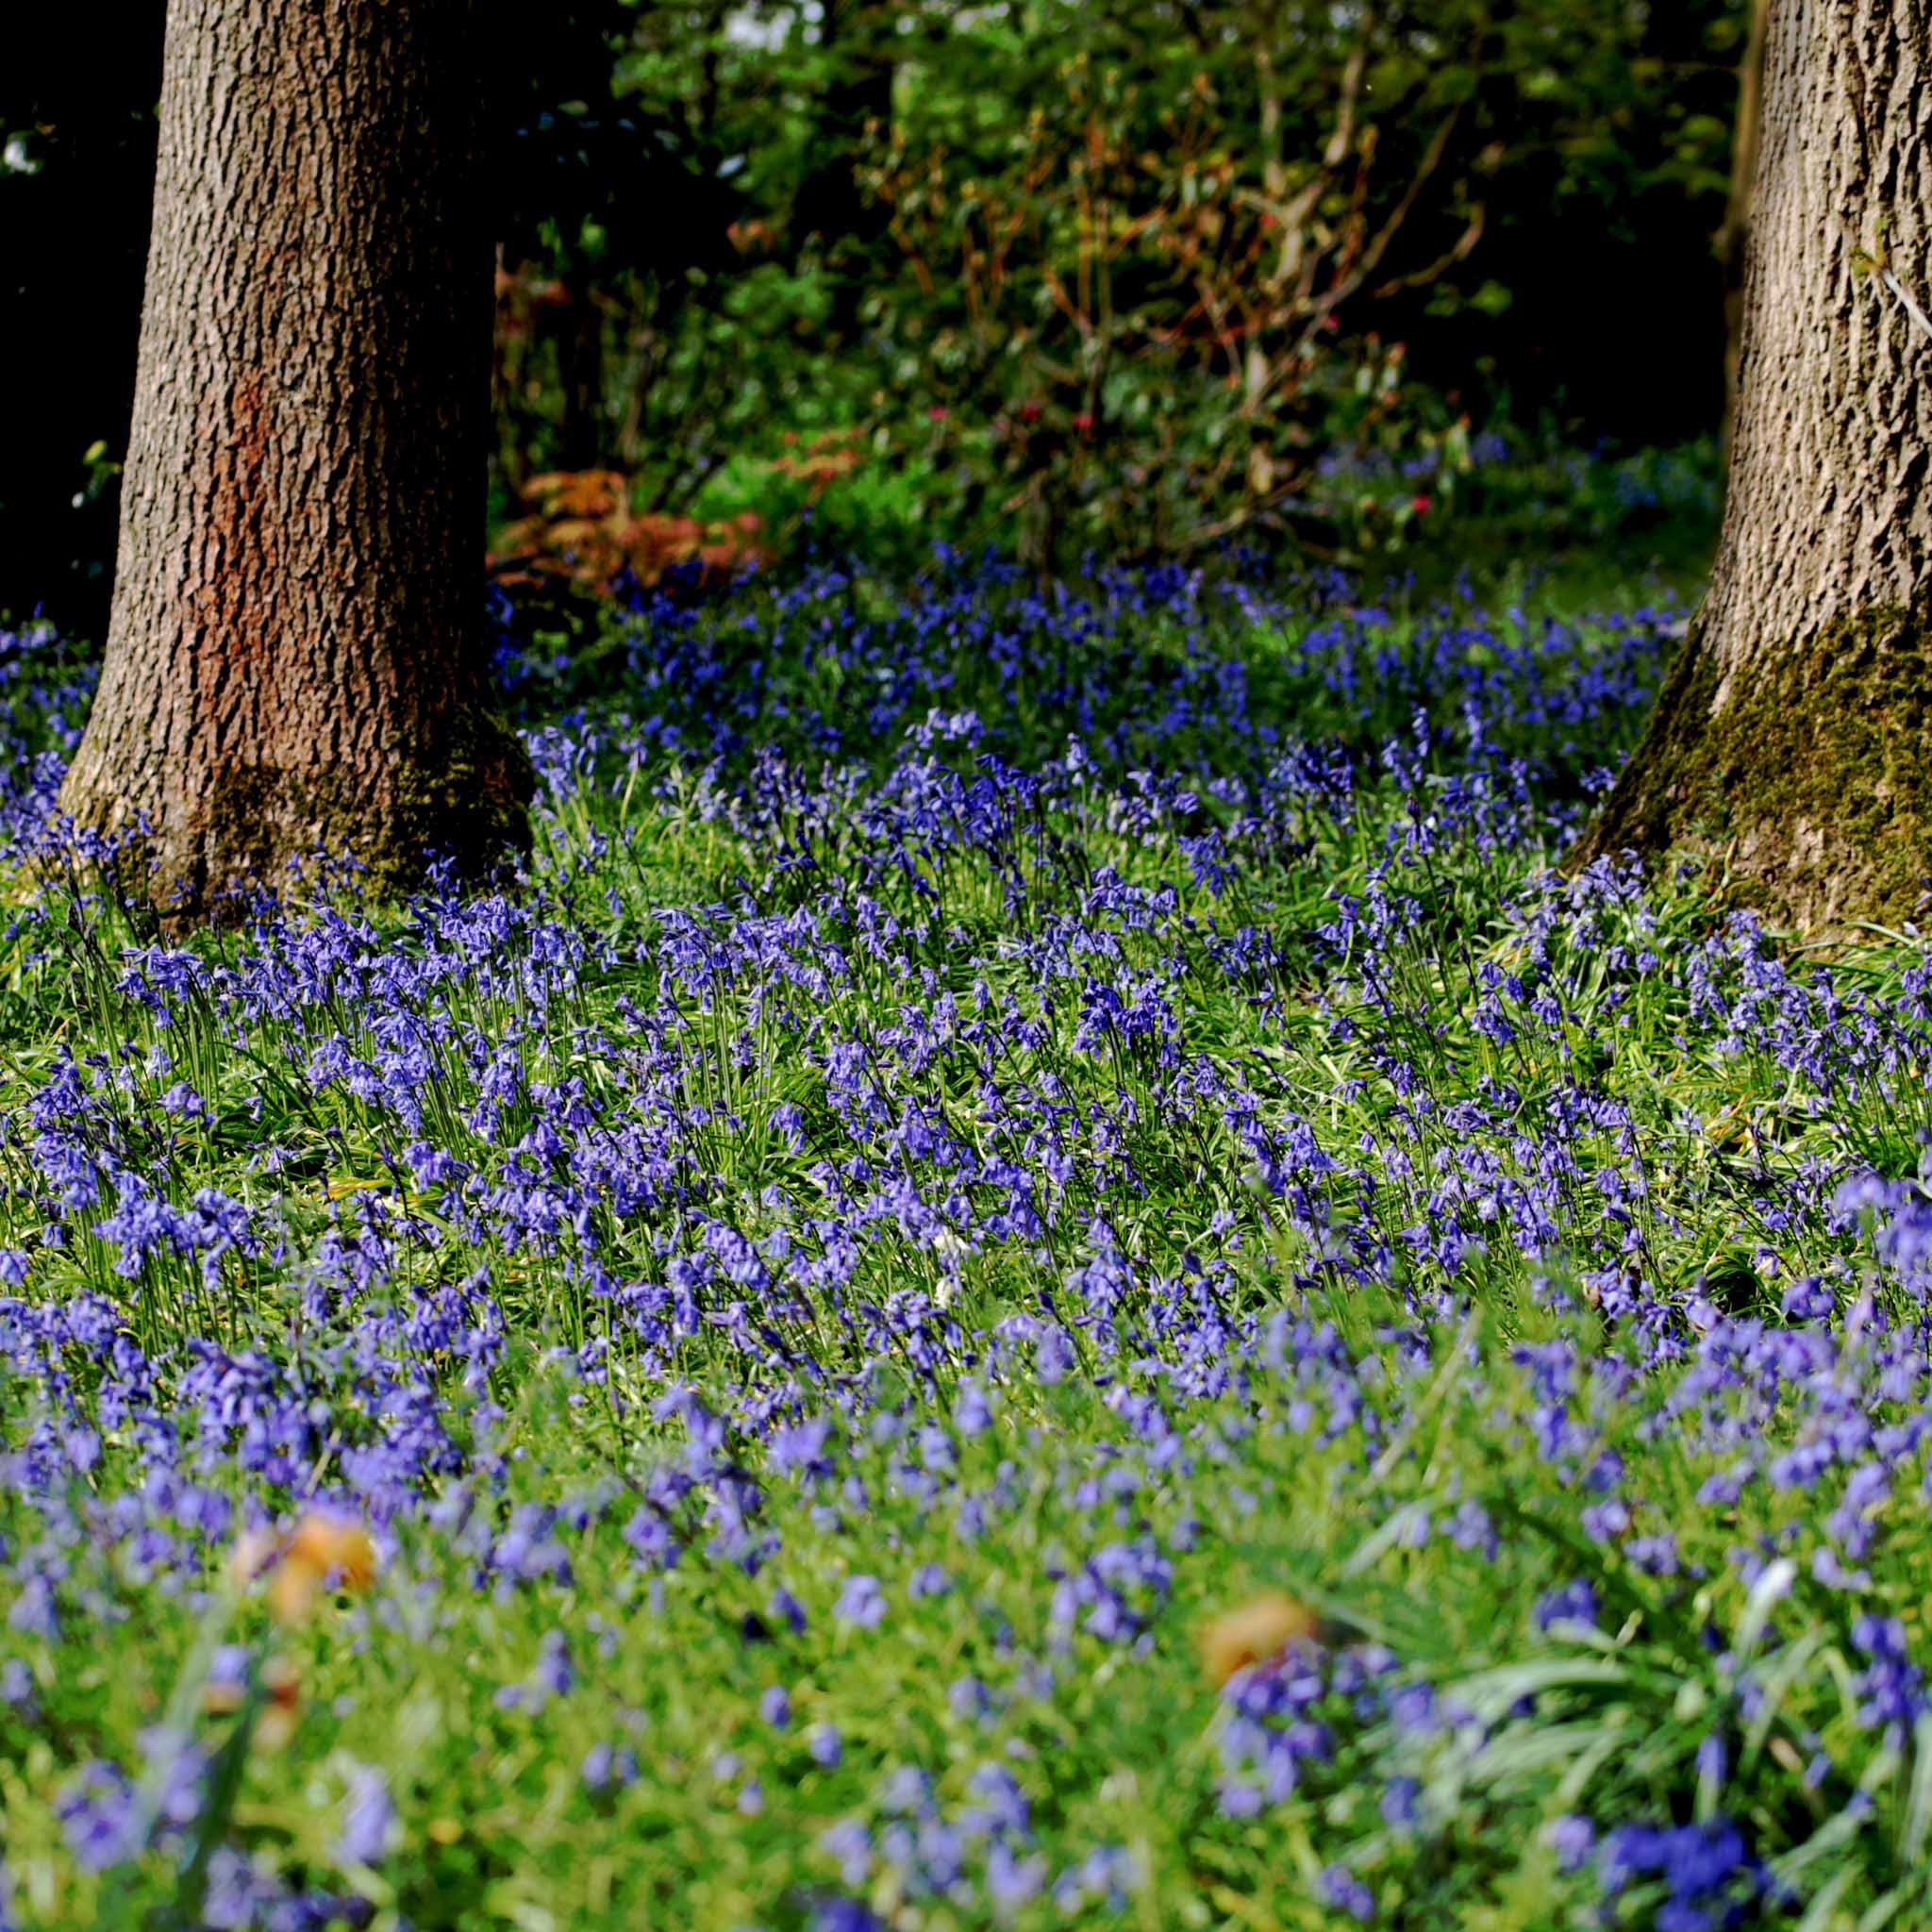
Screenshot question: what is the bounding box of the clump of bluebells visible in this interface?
[2,552,1932,1928]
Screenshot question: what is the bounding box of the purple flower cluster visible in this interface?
[1597,1818,1761,1932]
[0,555,1925,1923]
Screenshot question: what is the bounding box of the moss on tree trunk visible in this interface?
[1574,0,1932,937]
[1578,605,1932,931]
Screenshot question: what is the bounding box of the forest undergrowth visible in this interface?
[4,550,1929,1932]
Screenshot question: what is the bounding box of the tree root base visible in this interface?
[1572,602,1932,937]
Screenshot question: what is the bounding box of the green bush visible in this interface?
[483,0,1751,570]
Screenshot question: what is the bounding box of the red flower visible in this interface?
[1410,493,1433,514]
[927,405,949,423]
[1073,412,1095,435]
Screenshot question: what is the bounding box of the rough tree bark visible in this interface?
[1574,0,1932,935]
[60,0,532,922]
[1716,0,1770,445]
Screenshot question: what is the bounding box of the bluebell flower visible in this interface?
[1319,1864,1374,1921]
[835,1574,887,1629]
[335,1767,396,1866]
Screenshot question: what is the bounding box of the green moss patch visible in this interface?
[1577,601,1932,932]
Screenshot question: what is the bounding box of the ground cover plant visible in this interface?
[5,546,1932,1930]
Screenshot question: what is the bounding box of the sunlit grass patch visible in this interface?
[2,558,1929,1928]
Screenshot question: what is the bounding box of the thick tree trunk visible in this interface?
[61,0,531,923]
[1575,0,1932,935]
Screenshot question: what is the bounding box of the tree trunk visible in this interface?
[1574,0,1932,935]
[1716,0,1770,449]
[556,287,608,473]
[61,0,531,924]
[791,0,896,341]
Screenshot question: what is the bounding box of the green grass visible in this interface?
[4,550,1930,1932]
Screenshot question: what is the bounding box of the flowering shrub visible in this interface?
[1,552,1931,1925]
[863,19,1488,562]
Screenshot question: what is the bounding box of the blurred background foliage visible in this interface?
[2,0,1751,630]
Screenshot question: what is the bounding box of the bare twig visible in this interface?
[1879,267,1932,347]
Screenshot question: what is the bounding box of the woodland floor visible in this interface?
[3,547,1928,1932]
